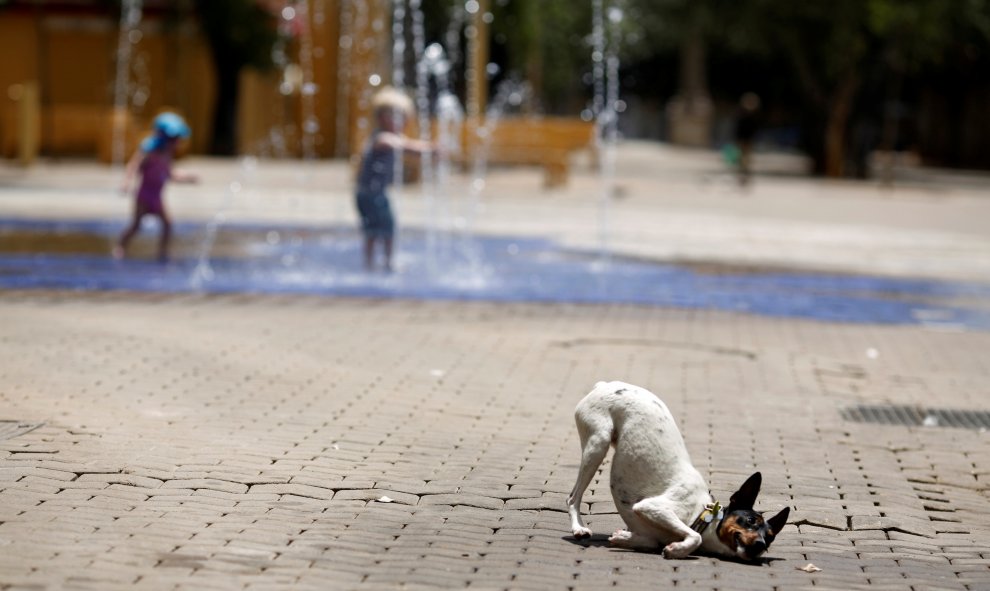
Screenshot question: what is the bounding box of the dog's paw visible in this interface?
[572,526,593,539]
[662,542,692,559]
[608,529,633,545]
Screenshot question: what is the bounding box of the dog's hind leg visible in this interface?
[567,418,611,539]
[631,496,702,559]
[608,528,660,550]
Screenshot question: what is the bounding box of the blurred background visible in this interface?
[2,0,989,179]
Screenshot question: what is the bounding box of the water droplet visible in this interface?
[132,89,148,107]
[369,74,382,86]
[465,0,480,14]
[281,6,295,20]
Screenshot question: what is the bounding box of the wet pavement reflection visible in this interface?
[2,217,989,330]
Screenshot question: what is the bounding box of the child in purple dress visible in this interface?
[114,112,197,262]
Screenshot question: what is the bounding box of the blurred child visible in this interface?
[734,92,761,187]
[114,112,197,262]
[355,86,436,272]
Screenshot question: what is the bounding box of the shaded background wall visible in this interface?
[0,0,350,161]
[2,0,989,176]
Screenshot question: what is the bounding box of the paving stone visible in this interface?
[247,483,335,500]
[419,493,504,510]
[2,296,989,589]
[160,479,249,494]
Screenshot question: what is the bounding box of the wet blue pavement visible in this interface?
[3,217,990,330]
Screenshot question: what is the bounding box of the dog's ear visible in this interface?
[766,506,790,539]
[727,472,762,511]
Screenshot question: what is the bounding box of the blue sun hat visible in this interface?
[141,112,191,152]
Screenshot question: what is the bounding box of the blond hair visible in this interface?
[371,86,414,117]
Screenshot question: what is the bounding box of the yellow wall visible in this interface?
[169,27,215,157]
[0,14,41,158]
[0,14,40,90]
[237,0,343,158]
[47,25,114,154]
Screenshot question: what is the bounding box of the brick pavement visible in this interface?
[1,292,988,590]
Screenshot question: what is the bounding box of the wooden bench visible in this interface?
[461,116,596,188]
[0,103,149,162]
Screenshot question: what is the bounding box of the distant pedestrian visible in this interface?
[114,112,198,262]
[354,86,436,272]
[734,92,761,187]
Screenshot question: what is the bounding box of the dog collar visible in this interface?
[690,500,723,534]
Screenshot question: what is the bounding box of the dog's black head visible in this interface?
[716,472,790,561]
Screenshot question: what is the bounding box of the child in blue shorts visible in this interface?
[355,87,436,272]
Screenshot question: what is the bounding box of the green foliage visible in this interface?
[613,0,990,173]
[420,0,592,111]
[622,0,990,89]
[489,0,592,109]
[869,0,990,71]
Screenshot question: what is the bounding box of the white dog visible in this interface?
[567,381,789,561]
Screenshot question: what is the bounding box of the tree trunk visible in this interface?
[668,27,712,147]
[209,58,241,156]
[879,68,903,186]
[680,29,707,104]
[823,73,859,178]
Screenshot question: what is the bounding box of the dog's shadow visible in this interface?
[562,533,612,549]
[561,535,784,566]
[561,534,699,560]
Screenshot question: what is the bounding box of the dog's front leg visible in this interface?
[631,497,702,559]
[567,432,610,538]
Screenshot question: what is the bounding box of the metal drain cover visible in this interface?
[0,421,43,441]
[841,404,990,430]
